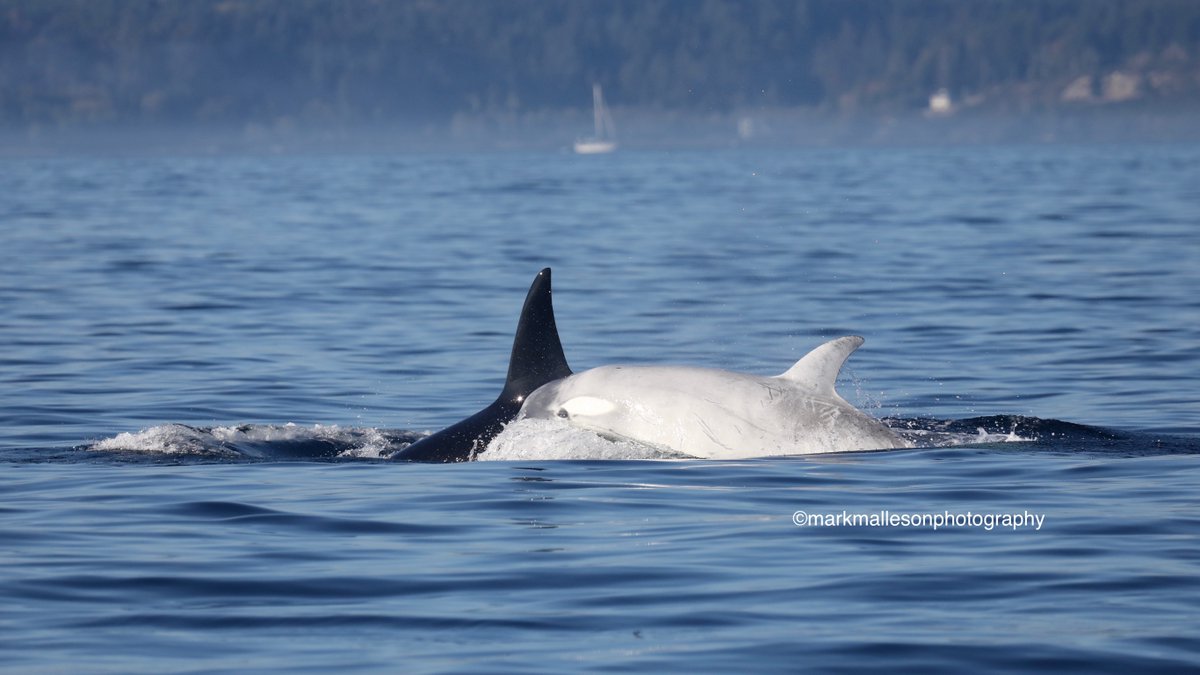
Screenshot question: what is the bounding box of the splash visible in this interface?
[92,424,241,457]
[85,415,1057,463]
[483,418,684,461]
[89,423,419,460]
[885,415,1058,448]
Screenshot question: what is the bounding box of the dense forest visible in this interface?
[1,0,1198,132]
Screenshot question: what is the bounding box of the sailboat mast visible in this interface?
[593,84,604,138]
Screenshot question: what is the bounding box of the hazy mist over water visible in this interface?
[6,108,1200,157]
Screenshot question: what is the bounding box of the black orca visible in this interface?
[392,268,572,462]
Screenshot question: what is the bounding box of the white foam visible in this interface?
[487,416,1034,461]
[91,422,402,459]
[89,418,1031,462]
[482,417,683,461]
[332,428,398,459]
[207,423,396,458]
[890,424,1033,448]
[974,426,1032,444]
[91,424,237,456]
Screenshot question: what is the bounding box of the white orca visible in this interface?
[393,269,571,462]
[518,336,910,458]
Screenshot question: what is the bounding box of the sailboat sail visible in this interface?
[574,84,616,154]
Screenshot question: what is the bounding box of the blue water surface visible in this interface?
[1,144,1199,672]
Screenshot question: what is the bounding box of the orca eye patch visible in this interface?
[559,396,615,418]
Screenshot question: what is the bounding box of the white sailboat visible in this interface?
[574,84,616,154]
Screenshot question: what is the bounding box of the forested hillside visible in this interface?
[2,0,1197,130]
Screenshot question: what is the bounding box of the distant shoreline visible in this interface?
[3,106,1198,157]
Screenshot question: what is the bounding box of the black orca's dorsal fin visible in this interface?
[393,268,573,462]
[501,268,572,403]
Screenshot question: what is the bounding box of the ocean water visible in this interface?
[2,144,1199,672]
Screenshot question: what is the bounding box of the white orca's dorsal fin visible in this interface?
[776,336,864,396]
